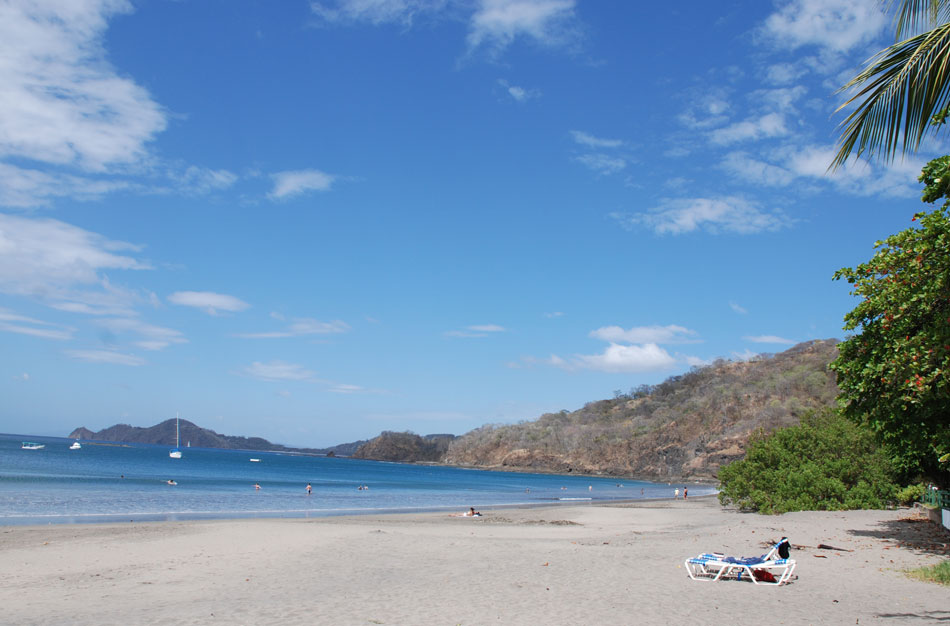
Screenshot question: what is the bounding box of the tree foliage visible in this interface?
[830,189,950,481]
[718,410,897,514]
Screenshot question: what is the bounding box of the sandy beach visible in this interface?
[1,496,948,625]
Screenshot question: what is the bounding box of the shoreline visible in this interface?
[3,497,947,625]
[0,493,720,527]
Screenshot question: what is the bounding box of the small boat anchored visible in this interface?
[169,413,182,459]
[21,442,45,450]
[69,440,82,450]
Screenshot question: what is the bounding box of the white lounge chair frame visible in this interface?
[684,540,796,585]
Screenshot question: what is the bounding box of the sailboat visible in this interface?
[169,413,182,459]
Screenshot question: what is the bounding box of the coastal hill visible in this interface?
[70,339,840,478]
[441,339,840,479]
[352,339,840,479]
[68,419,366,456]
[350,432,456,462]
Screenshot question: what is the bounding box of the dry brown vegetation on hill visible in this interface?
[441,339,840,479]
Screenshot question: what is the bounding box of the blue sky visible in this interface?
[0,0,941,447]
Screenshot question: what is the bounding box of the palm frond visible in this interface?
[831,22,950,170]
[887,0,945,39]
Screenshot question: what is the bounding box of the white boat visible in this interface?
[69,440,81,450]
[21,442,45,450]
[249,458,261,463]
[169,413,182,459]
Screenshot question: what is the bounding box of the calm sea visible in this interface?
[0,433,716,525]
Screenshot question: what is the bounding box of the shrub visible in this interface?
[895,484,927,506]
[718,409,898,514]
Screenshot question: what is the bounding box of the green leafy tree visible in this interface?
[831,190,950,481]
[718,410,897,514]
[833,1,950,168]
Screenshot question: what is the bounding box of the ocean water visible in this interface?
[0,433,716,525]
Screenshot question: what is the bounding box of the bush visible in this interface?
[895,484,927,506]
[718,409,898,514]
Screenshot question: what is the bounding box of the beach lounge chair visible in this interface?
[684,538,795,585]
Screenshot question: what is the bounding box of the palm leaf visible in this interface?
[887,0,945,39]
[832,22,950,170]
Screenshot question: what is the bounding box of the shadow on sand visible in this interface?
[874,610,950,622]
[848,511,950,558]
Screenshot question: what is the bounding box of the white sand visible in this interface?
[1,497,948,625]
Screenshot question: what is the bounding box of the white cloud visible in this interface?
[531,322,699,373]
[65,349,145,366]
[175,166,239,195]
[327,382,364,394]
[0,0,166,172]
[467,0,579,54]
[469,324,505,332]
[311,0,448,25]
[498,79,540,102]
[612,197,793,235]
[244,360,316,382]
[241,359,366,393]
[570,130,622,149]
[575,153,627,175]
[744,334,796,344]
[237,316,350,338]
[168,291,250,315]
[589,324,697,345]
[729,301,748,315]
[732,348,760,361]
[544,311,564,318]
[762,0,887,53]
[269,169,337,200]
[677,94,731,130]
[765,63,807,85]
[0,308,74,340]
[574,342,677,373]
[94,317,187,350]
[753,86,808,113]
[311,0,581,58]
[0,213,150,314]
[720,152,795,186]
[709,113,789,145]
[719,144,924,198]
[515,353,568,369]
[0,163,135,208]
[446,324,506,337]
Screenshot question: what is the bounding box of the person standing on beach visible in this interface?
[306,483,312,495]
[683,487,688,500]
[674,488,679,498]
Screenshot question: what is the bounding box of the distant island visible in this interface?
[68,420,366,457]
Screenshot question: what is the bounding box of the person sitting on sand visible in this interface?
[450,507,481,517]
